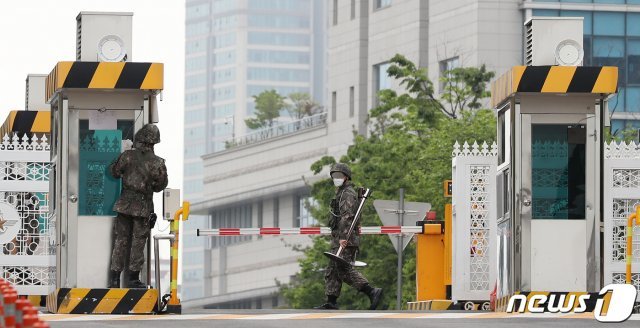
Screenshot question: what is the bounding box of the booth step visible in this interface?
[46,288,158,314]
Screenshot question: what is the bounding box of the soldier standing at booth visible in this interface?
[108,124,168,288]
[315,163,383,310]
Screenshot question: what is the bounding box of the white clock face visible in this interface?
[98,35,126,62]
[555,39,583,66]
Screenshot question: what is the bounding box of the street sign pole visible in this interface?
[397,188,404,310]
[373,197,430,310]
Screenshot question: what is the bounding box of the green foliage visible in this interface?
[245,90,286,129]
[440,65,495,117]
[606,125,640,143]
[286,92,322,120]
[280,54,496,310]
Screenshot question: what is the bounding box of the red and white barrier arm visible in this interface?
[196,226,424,236]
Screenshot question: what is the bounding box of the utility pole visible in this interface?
[397,188,404,310]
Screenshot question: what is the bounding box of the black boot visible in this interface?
[368,288,383,310]
[360,284,383,310]
[108,270,120,288]
[314,295,338,310]
[127,271,146,288]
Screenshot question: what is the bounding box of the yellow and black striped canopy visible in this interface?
[491,65,618,108]
[46,61,164,101]
[0,110,50,137]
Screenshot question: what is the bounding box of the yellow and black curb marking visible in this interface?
[407,300,480,311]
[491,65,618,107]
[27,295,47,307]
[47,288,158,314]
[46,61,164,101]
[0,110,50,137]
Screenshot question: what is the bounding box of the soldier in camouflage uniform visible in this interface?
[108,124,168,288]
[315,163,383,310]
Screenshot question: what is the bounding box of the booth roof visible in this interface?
[491,65,618,108]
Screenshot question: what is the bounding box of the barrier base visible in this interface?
[46,288,158,314]
[407,300,490,311]
[166,304,182,314]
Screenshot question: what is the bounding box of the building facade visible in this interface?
[522,0,640,134]
[183,0,326,301]
[186,0,430,308]
[184,0,640,307]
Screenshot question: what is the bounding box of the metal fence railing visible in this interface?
[225,112,327,149]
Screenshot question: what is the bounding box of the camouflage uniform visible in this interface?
[109,124,168,273]
[324,180,369,297]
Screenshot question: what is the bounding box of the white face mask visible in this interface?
[333,178,344,187]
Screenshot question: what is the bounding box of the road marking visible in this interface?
[39,312,640,321]
[292,313,340,319]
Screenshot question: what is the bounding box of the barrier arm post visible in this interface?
[167,201,190,313]
[627,206,640,284]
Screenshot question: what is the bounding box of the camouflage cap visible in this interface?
[134,124,161,145]
[330,163,351,179]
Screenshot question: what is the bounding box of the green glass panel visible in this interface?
[78,129,122,216]
[531,125,585,220]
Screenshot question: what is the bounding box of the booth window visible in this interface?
[531,124,586,220]
[77,119,133,216]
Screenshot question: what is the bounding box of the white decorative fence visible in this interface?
[604,141,640,299]
[0,133,55,295]
[451,141,498,302]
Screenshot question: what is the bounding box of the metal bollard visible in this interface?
[154,234,175,312]
[627,205,640,284]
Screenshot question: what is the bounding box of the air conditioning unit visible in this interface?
[25,74,48,111]
[525,17,583,66]
[76,12,133,62]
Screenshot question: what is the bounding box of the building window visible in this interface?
[373,62,392,106]
[273,198,279,227]
[333,0,338,25]
[593,37,625,84]
[375,0,391,10]
[331,91,337,122]
[247,32,310,46]
[439,56,460,92]
[349,86,355,117]
[210,204,253,248]
[351,0,356,20]
[297,196,318,228]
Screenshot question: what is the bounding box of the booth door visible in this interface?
[521,114,595,292]
[67,109,136,287]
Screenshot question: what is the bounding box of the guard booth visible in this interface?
[45,12,163,294]
[492,63,617,301]
[46,61,163,290]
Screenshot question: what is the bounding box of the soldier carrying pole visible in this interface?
[315,163,383,310]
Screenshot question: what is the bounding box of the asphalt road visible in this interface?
[43,309,640,328]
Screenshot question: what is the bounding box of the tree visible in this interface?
[280,54,496,310]
[374,54,494,121]
[245,90,286,129]
[286,92,323,120]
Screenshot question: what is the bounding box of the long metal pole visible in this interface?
[334,189,371,258]
[397,188,404,310]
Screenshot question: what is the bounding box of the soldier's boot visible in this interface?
[314,295,338,310]
[108,270,121,288]
[360,284,383,310]
[127,271,146,288]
